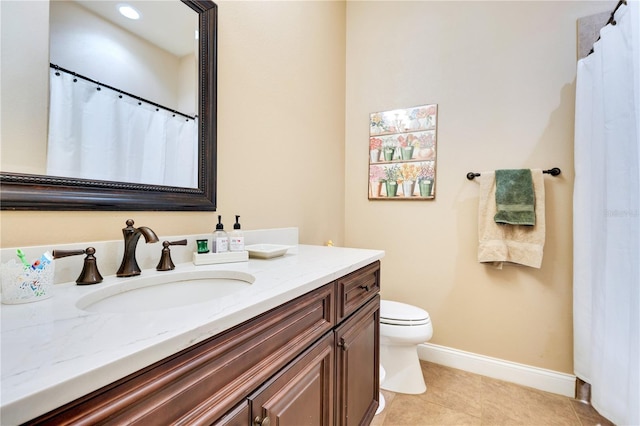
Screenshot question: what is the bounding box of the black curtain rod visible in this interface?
[606,0,627,25]
[587,0,627,56]
[466,168,561,180]
[50,63,197,121]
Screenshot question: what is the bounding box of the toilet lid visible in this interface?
[380,300,430,325]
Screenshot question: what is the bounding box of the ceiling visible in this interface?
[73,0,198,57]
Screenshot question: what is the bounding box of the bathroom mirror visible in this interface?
[0,0,217,211]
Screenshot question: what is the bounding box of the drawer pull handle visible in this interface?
[254,415,271,426]
[359,284,370,292]
[337,338,350,351]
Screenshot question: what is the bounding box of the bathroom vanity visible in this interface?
[0,245,383,425]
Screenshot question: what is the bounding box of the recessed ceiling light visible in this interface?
[118,4,141,20]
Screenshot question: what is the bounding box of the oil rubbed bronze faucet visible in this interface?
[52,247,104,285]
[116,219,159,277]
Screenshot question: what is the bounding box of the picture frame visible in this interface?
[368,104,437,200]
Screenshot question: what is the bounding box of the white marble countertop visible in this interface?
[0,244,384,425]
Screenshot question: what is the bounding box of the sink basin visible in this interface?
[76,270,255,314]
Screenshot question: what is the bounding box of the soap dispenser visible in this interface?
[212,215,229,253]
[229,215,245,252]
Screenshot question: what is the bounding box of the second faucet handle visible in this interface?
[52,247,104,285]
[156,239,188,271]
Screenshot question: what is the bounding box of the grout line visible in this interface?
[569,401,586,426]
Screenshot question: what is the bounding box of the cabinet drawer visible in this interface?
[26,283,335,426]
[336,261,380,322]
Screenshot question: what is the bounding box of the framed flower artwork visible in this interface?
[368,104,437,200]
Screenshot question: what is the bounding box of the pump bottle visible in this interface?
[212,215,229,253]
[229,215,245,252]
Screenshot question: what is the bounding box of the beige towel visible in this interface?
[477,169,545,268]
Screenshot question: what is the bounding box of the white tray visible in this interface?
[193,251,248,265]
[245,244,291,259]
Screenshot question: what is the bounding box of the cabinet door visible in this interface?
[249,333,334,426]
[214,402,249,426]
[335,295,380,426]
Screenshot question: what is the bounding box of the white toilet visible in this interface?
[379,300,433,394]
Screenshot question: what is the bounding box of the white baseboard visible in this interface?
[418,343,576,398]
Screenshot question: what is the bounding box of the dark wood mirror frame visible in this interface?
[0,0,217,211]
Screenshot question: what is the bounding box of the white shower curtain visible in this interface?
[573,2,639,425]
[47,69,198,188]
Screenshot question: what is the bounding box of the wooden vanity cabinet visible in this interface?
[25,261,380,426]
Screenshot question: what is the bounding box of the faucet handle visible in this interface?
[52,247,104,285]
[156,239,188,271]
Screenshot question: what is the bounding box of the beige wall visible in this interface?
[1,0,614,375]
[344,0,610,374]
[0,1,346,248]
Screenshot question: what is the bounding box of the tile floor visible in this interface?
[371,361,614,426]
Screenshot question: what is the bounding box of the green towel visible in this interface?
[494,169,535,226]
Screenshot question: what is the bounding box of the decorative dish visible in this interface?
[245,244,291,259]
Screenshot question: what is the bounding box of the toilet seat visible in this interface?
[381,317,430,326]
[380,300,430,326]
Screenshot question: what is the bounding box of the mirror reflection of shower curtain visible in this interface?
[573,2,639,425]
[47,69,198,188]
